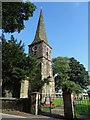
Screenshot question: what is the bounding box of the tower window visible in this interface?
[46,62,49,76]
[46,48,48,57]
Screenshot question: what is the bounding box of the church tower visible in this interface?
[29,9,55,98]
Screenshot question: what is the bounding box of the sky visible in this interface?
[4,2,88,70]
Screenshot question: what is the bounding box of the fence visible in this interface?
[74,95,90,118]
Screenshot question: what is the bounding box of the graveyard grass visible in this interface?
[41,98,63,112]
[52,97,63,107]
[41,97,90,117]
[75,98,90,118]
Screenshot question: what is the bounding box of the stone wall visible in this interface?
[1,97,31,113]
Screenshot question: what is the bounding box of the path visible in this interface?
[1,110,65,120]
[51,106,64,116]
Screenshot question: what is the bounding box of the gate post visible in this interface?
[63,91,75,119]
[31,92,39,115]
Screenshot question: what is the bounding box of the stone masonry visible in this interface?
[20,9,56,100]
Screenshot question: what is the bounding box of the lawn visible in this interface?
[52,98,63,107]
[75,98,90,117]
[41,97,63,112]
[41,96,90,117]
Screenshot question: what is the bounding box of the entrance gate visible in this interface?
[38,93,64,118]
[31,92,90,119]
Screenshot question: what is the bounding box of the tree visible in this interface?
[24,54,45,94]
[2,35,26,97]
[52,57,70,92]
[2,35,45,97]
[52,57,90,93]
[25,54,50,94]
[2,1,36,33]
[53,56,90,118]
[69,57,90,92]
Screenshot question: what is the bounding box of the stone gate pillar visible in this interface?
[63,91,74,119]
[20,80,29,98]
[31,92,39,115]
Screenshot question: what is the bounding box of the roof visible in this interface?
[31,9,48,45]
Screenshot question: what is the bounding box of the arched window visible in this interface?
[46,47,48,57]
[46,62,50,77]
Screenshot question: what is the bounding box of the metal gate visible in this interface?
[38,93,64,118]
[74,95,90,119]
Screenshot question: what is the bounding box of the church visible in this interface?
[20,9,55,98]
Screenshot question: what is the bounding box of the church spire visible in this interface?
[32,9,48,44]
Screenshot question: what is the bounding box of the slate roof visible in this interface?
[31,9,48,45]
